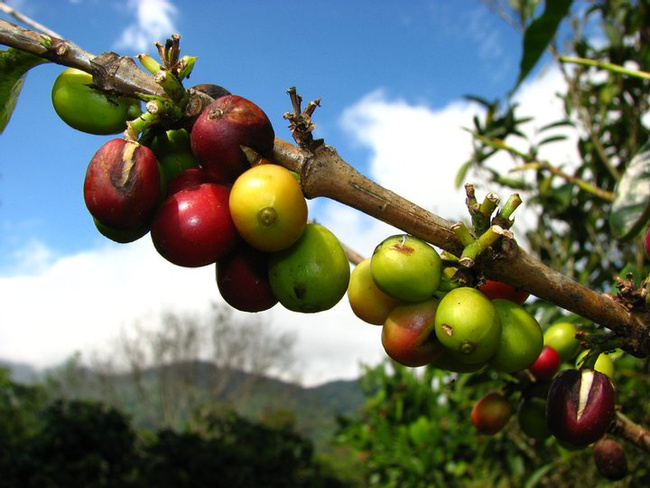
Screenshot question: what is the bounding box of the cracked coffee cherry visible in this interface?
[546,368,616,447]
[84,139,162,234]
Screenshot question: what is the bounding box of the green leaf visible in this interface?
[513,0,573,92]
[524,462,555,488]
[537,134,568,146]
[539,119,574,131]
[0,48,49,134]
[609,141,650,240]
[455,159,473,188]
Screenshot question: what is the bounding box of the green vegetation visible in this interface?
[0,367,358,487]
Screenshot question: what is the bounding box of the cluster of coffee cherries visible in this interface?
[52,66,625,479]
[51,68,350,315]
[347,233,543,372]
[347,233,623,479]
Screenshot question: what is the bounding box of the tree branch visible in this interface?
[269,140,648,358]
[0,18,163,98]
[609,411,650,452]
[0,1,62,38]
[1,17,648,358]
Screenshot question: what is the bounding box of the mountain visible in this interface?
[0,359,39,383]
[0,358,366,453]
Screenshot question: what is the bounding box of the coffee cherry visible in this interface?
[593,438,628,481]
[576,350,615,380]
[84,139,162,232]
[488,299,543,374]
[381,298,444,367]
[149,129,200,182]
[645,227,650,259]
[348,258,401,325]
[517,396,550,440]
[370,234,442,303]
[216,243,278,313]
[471,391,514,435]
[52,67,141,135]
[268,223,350,313]
[434,287,502,365]
[229,164,308,252]
[93,218,149,244]
[151,182,238,267]
[478,280,529,305]
[546,369,616,447]
[190,95,275,183]
[528,346,561,381]
[543,321,581,362]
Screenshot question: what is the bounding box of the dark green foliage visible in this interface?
[514,0,574,91]
[464,1,650,318]
[0,387,138,488]
[0,368,353,487]
[0,48,48,133]
[138,409,347,488]
[336,360,650,487]
[336,362,532,488]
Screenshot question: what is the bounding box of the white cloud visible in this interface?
[0,236,384,387]
[113,0,178,53]
[340,89,478,224]
[332,64,579,250]
[0,238,215,368]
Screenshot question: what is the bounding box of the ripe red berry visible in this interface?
[528,345,561,381]
[84,139,162,231]
[593,438,628,481]
[190,95,275,184]
[151,182,238,267]
[546,369,616,447]
[471,391,514,435]
[478,280,530,305]
[216,243,278,313]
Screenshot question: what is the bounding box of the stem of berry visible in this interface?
[460,225,512,268]
[496,193,522,224]
[452,222,476,247]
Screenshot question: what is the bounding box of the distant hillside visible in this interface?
[0,358,367,453]
[0,359,39,383]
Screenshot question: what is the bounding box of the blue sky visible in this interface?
[0,0,574,385]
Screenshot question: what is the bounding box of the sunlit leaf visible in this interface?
[0,48,49,134]
[513,0,573,92]
[463,94,493,108]
[537,134,568,146]
[539,119,574,131]
[455,159,473,188]
[609,141,650,240]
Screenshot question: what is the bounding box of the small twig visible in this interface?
[609,411,650,452]
[0,1,63,39]
[559,55,650,81]
[283,87,323,151]
[342,243,365,266]
[472,132,616,202]
[514,161,615,202]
